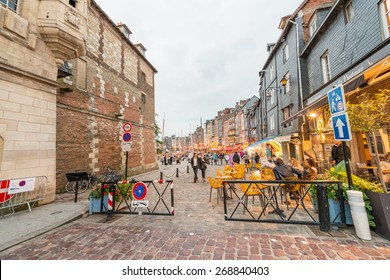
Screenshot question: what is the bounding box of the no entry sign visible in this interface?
[132,181,148,200]
[123,122,133,132]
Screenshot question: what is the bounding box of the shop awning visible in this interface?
[246,137,275,149]
[344,56,390,92]
[273,135,292,142]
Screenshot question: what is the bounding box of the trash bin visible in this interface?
[347,190,371,240]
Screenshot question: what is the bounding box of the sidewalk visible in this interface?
[0,192,90,251]
[0,166,164,252]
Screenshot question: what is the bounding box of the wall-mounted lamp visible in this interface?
[265,77,288,95]
[280,76,288,87]
[114,112,123,118]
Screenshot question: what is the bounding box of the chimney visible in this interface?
[134,43,147,56]
[117,22,132,40]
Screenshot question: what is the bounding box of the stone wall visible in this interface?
[0,2,59,204]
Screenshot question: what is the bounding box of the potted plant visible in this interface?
[311,168,382,226]
[89,181,133,214]
[347,89,390,240]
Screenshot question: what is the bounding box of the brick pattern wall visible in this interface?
[56,4,157,190]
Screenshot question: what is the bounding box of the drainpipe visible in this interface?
[289,19,306,161]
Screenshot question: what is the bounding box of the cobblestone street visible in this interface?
[1,164,390,260]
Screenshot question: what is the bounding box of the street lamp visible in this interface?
[265,76,288,97]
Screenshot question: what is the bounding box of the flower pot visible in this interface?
[89,196,108,214]
[365,190,390,241]
[328,198,353,225]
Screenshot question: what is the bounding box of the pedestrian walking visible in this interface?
[190,153,199,183]
[199,153,207,182]
[232,151,240,164]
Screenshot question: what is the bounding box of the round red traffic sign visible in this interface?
[122,133,132,142]
[132,181,148,200]
[123,122,133,132]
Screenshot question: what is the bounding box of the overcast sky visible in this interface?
[94,0,303,137]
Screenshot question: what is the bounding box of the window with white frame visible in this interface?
[270,88,275,105]
[270,65,274,81]
[345,1,354,23]
[283,44,289,63]
[379,0,390,39]
[309,14,317,38]
[321,51,331,83]
[284,72,290,93]
[282,105,292,127]
[270,114,275,131]
[0,0,18,12]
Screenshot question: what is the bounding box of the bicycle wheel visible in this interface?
[72,180,89,193]
[65,181,75,192]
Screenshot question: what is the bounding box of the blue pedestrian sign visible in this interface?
[331,113,352,141]
[327,85,347,115]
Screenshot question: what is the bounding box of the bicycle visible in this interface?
[65,173,99,193]
[100,167,122,183]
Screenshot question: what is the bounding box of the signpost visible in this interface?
[331,113,352,141]
[121,122,133,179]
[327,85,353,189]
[131,181,148,212]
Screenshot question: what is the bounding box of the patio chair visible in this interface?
[240,174,267,214]
[207,177,223,204]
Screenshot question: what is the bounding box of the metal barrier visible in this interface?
[93,179,174,217]
[0,176,47,213]
[222,179,345,230]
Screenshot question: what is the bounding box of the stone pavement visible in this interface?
[0,163,390,260]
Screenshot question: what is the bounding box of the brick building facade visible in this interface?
[56,1,158,190]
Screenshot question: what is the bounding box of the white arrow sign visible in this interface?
[335,118,345,138]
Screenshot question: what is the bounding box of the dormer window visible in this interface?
[309,14,317,38]
[0,0,18,12]
[345,1,354,23]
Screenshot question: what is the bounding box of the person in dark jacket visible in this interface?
[199,153,207,182]
[190,153,199,183]
[254,152,260,164]
[331,141,351,165]
[273,158,302,180]
[232,152,240,164]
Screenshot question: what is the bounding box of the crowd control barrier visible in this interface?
[0,176,47,213]
[222,179,345,231]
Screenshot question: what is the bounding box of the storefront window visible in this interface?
[369,135,384,154]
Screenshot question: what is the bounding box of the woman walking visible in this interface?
[190,153,199,183]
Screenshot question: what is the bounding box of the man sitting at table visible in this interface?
[273,158,302,180]
[273,158,303,204]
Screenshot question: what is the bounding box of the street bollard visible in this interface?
[176,168,179,177]
[316,183,330,232]
[187,165,189,173]
[107,183,115,219]
[160,172,163,180]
